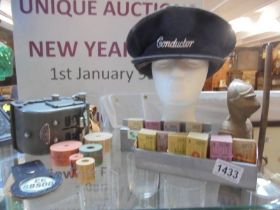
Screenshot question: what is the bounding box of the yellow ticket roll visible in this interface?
[76,157,95,184]
[186,122,203,132]
[186,132,209,158]
[168,132,188,155]
[232,138,256,164]
[137,129,157,151]
[127,118,144,130]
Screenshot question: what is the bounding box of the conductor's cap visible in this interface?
[126,6,236,78]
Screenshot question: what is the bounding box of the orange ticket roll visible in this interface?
[232,138,256,164]
[50,141,82,166]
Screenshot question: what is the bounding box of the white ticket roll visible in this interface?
[84,132,112,153]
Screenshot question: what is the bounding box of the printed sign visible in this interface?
[212,159,244,184]
[12,0,202,102]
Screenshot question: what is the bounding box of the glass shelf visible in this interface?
[1,128,280,210]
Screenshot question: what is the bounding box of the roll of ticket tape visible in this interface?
[84,132,112,153]
[76,157,95,184]
[50,141,82,166]
[79,144,103,166]
[69,153,84,172]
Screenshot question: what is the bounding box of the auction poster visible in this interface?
[12,0,202,102]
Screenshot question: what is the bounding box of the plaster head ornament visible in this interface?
[126,6,236,78]
[220,79,261,139]
[227,79,261,118]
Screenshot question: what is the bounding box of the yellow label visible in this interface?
[233,138,256,163]
[137,129,157,151]
[168,133,187,155]
[127,118,144,130]
[186,122,203,132]
[186,132,209,158]
[0,86,13,96]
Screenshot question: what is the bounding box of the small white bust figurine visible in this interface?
[152,58,208,122]
[220,79,260,139]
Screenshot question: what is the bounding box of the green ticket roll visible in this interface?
[79,144,103,166]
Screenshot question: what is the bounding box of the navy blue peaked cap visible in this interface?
[126,6,236,78]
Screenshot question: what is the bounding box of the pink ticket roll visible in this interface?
[163,121,180,132]
[156,131,168,152]
[210,135,232,161]
[144,120,162,130]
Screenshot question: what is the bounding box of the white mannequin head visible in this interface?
[152,58,209,106]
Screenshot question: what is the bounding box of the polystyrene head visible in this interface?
[152,58,208,106]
